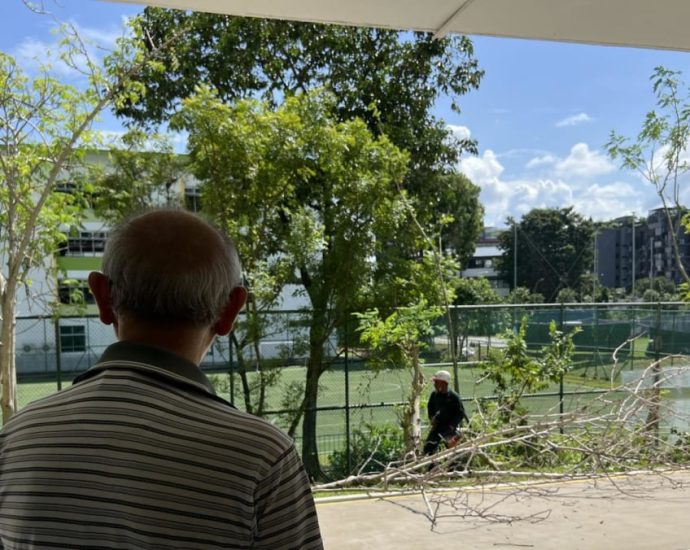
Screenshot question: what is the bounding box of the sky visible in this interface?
[5,0,690,227]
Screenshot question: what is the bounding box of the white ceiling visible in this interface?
[108,0,690,51]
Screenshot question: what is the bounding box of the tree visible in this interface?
[92,130,187,224]
[455,277,503,306]
[92,129,286,415]
[607,66,690,290]
[0,16,183,422]
[498,208,595,302]
[508,286,545,304]
[118,10,485,262]
[174,88,409,478]
[481,319,578,423]
[633,276,679,301]
[555,287,579,303]
[356,300,444,454]
[122,10,487,476]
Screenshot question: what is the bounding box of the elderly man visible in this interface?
[0,209,323,549]
[424,370,469,455]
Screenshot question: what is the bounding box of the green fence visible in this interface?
[13,302,690,473]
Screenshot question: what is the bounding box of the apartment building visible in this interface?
[597,208,690,290]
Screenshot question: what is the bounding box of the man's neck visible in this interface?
[116,317,214,366]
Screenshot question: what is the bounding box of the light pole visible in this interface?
[593,230,598,300]
[631,214,636,297]
[513,221,518,290]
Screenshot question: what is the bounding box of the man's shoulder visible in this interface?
[5,366,296,458]
[448,389,462,401]
[214,403,294,447]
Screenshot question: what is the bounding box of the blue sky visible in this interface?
[5,0,690,227]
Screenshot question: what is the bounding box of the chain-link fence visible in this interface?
[13,302,690,473]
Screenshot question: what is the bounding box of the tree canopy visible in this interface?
[117,9,485,261]
[0,16,179,421]
[114,11,486,476]
[175,88,410,477]
[498,208,595,302]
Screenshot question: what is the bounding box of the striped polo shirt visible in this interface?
[0,341,323,549]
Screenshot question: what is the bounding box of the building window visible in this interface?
[58,280,95,305]
[59,325,86,352]
[185,186,201,212]
[55,182,78,194]
[59,231,107,256]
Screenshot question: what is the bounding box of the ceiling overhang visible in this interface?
[107,0,690,52]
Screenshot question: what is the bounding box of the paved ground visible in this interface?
[316,471,690,549]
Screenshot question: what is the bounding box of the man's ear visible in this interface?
[88,271,117,326]
[214,287,248,336]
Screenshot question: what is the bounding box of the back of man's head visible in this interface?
[101,209,242,327]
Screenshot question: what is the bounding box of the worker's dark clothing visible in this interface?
[424,389,469,455]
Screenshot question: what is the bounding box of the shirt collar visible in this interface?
[73,340,217,396]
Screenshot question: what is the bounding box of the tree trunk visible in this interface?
[248,295,268,416]
[286,395,306,439]
[0,287,18,423]
[402,346,424,453]
[231,334,253,414]
[301,310,327,481]
[301,354,323,480]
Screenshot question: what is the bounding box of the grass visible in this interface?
[13,348,644,462]
[17,377,71,410]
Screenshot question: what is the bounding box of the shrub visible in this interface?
[328,423,406,479]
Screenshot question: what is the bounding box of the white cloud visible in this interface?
[555,112,593,127]
[525,144,615,178]
[15,38,72,76]
[447,124,471,141]
[526,154,558,169]
[75,20,126,50]
[554,143,616,178]
[461,150,575,225]
[572,182,647,220]
[459,146,657,226]
[498,148,551,160]
[13,21,127,78]
[460,149,503,183]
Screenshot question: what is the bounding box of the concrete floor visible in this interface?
[316,472,690,549]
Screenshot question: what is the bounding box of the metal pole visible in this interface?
[53,318,62,391]
[559,303,565,431]
[513,222,518,290]
[631,215,636,296]
[593,230,598,299]
[344,315,351,474]
[630,306,636,372]
[453,307,459,394]
[652,302,662,442]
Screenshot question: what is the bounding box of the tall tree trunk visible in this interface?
[301,309,327,481]
[1,286,18,423]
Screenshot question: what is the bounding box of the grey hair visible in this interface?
[101,209,243,327]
